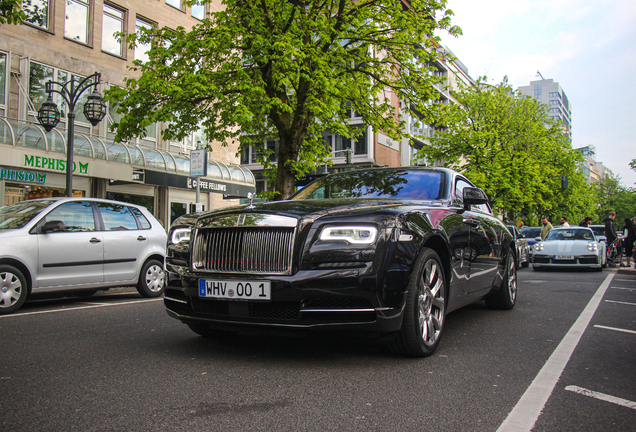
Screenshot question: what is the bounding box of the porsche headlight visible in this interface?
[170,227,191,244]
[319,226,377,245]
[535,243,544,251]
[587,242,598,251]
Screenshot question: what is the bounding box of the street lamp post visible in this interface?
[36,72,106,197]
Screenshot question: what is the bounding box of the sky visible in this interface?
[439,0,636,187]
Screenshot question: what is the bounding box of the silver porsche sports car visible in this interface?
[532,227,607,271]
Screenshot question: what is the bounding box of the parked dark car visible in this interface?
[507,225,530,268]
[520,227,542,257]
[589,225,607,243]
[165,167,517,357]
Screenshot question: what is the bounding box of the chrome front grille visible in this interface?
[192,227,295,274]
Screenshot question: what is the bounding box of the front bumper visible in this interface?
[163,267,408,334]
[532,254,601,268]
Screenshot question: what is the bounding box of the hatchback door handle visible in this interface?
[137,236,147,241]
[90,237,102,244]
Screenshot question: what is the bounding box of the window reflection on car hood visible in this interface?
[0,200,54,230]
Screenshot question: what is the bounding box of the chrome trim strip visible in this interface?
[164,296,189,304]
[196,213,297,228]
[300,309,375,313]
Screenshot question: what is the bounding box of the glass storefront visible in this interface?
[106,192,154,214]
[3,183,84,206]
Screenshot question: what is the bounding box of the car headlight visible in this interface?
[170,227,191,244]
[587,242,598,251]
[319,226,377,245]
[535,243,544,251]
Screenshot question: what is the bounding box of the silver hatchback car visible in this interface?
[0,198,167,314]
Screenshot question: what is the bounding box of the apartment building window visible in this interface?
[326,126,368,156]
[65,0,90,44]
[22,0,49,30]
[166,0,182,10]
[103,4,125,56]
[0,52,6,114]
[135,18,153,63]
[191,3,205,20]
[28,62,93,127]
[534,85,542,99]
[549,100,559,105]
[107,93,157,146]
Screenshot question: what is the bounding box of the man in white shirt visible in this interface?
[560,217,570,227]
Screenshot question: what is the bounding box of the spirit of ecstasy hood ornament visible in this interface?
[246,192,255,209]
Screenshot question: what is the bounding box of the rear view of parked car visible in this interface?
[0,198,167,314]
[507,225,530,268]
[520,227,542,257]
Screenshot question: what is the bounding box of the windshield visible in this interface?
[590,226,605,236]
[0,200,55,230]
[291,170,445,200]
[545,229,595,241]
[520,227,541,238]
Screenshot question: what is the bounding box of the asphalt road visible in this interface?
[1,267,635,431]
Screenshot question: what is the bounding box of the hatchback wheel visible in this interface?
[0,265,28,315]
[137,259,165,297]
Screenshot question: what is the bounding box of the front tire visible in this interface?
[137,259,165,298]
[390,248,446,357]
[0,265,28,315]
[486,251,517,309]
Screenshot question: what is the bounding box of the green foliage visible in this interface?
[415,79,595,224]
[592,176,636,225]
[106,0,460,200]
[0,0,26,25]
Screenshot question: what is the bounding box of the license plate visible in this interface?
[199,279,271,300]
[555,255,574,260]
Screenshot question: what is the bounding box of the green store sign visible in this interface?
[1,168,47,184]
[24,155,89,174]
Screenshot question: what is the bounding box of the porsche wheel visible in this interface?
[390,248,446,357]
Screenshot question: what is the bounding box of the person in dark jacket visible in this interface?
[579,217,593,227]
[620,218,636,267]
[604,211,618,247]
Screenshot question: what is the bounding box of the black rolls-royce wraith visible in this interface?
[165,167,517,357]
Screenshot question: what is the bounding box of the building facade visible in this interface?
[0,0,255,226]
[575,145,614,184]
[518,77,572,140]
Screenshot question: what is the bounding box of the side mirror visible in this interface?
[535,236,542,242]
[42,220,65,233]
[463,187,489,210]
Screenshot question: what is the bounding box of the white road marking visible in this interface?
[605,300,636,306]
[609,287,636,291]
[565,386,636,410]
[0,298,163,318]
[497,271,616,432]
[594,325,636,335]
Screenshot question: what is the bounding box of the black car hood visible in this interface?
[175,198,446,228]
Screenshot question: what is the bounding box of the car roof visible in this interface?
[24,197,145,209]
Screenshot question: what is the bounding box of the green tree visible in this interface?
[415,80,595,224]
[0,0,26,25]
[592,175,636,225]
[107,0,460,200]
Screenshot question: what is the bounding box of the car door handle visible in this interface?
[90,237,102,244]
[137,236,147,241]
[462,218,480,227]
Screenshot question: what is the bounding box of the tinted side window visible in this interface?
[130,207,151,229]
[97,203,139,230]
[44,201,96,232]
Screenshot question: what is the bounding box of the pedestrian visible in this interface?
[578,217,593,227]
[604,211,618,246]
[620,218,636,267]
[560,216,570,227]
[540,217,553,240]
